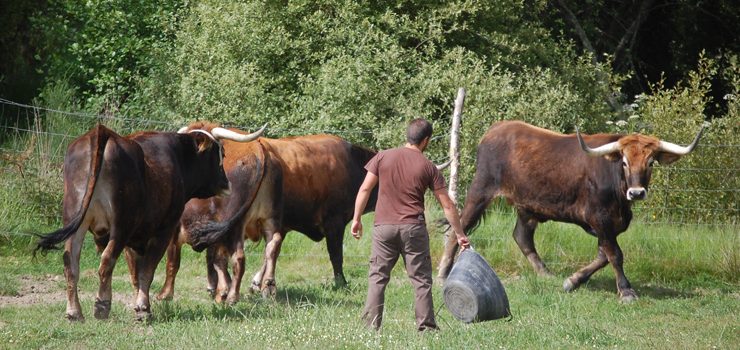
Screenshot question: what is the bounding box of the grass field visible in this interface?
[0,209,737,349]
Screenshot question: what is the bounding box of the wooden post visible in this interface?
[448,87,465,206]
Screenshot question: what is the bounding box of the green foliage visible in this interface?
[31,0,188,108]
[605,54,739,223]
[126,0,610,199]
[5,0,735,226]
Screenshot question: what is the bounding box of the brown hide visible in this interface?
[438,120,702,303]
[158,125,376,302]
[36,124,228,320]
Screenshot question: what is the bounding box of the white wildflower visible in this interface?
[606,120,614,125]
[723,93,736,101]
[615,120,628,127]
[629,114,639,119]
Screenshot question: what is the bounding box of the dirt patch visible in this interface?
[0,274,66,307]
[0,274,130,308]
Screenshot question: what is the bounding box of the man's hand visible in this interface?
[457,234,470,251]
[351,219,363,239]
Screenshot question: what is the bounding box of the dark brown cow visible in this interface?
[35,123,263,321]
[156,123,378,303]
[438,120,704,302]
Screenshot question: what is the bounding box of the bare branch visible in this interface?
[613,0,656,67]
[556,0,623,113]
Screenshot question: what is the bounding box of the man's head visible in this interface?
[406,118,433,150]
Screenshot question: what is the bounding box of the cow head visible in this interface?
[576,125,705,201]
[177,122,267,198]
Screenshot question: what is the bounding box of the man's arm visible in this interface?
[351,172,378,239]
[433,189,470,250]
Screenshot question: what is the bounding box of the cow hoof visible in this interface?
[226,295,239,306]
[93,299,112,320]
[134,306,152,322]
[66,312,85,322]
[333,275,348,290]
[249,282,261,294]
[156,291,173,301]
[135,310,152,323]
[207,288,216,299]
[436,275,447,286]
[619,289,638,304]
[262,280,277,299]
[563,278,579,292]
[214,292,228,304]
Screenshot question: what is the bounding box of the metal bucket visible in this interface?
[443,249,510,323]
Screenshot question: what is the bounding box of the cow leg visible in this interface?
[250,259,267,294]
[325,223,347,289]
[62,227,87,321]
[261,230,284,298]
[210,247,232,303]
[600,237,637,303]
[156,239,182,301]
[132,238,169,321]
[438,177,496,281]
[226,239,246,305]
[124,248,139,292]
[437,229,460,282]
[94,238,125,320]
[512,212,552,277]
[205,246,219,298]
[250,229,271,294]
[563,247,608,292]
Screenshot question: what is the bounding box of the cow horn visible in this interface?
[436,159,452,170]
[211,123,267,142]
[186,129,218,143]
[575,126,620,157]
[177,126,189,134]
[657,123,706,155]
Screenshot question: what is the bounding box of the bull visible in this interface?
[437,120,704,302]
[156,123,378,303]
[35,123,263,320]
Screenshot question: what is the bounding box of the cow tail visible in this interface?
[189,141,267,252]
[35,124,109,253]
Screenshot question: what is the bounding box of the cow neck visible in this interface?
[608,159,630,207]
[242,139,267,215]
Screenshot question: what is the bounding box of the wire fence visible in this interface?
[0,98,737,244]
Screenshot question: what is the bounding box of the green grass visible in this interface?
[0,210,737,349]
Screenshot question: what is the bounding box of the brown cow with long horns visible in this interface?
[35,123,264,321]
[157,123,379,303]
[437,120,704,302]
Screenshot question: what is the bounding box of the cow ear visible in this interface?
[603,152,621,162]
[192,133,215,153]
[655,152,681,165]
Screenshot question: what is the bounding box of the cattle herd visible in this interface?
[36,119,704,321]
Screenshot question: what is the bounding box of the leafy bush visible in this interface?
[31,0,187,108]
[606,54,739,223]
[126,0,610,199]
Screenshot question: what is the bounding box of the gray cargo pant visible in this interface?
[361,223,437,331]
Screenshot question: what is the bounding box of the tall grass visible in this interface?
[0,209,737,349]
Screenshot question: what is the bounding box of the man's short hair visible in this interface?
[406,118,433,145]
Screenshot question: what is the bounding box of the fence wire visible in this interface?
[0,98,737,240]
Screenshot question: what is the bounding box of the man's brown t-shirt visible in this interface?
[365,147,447,225]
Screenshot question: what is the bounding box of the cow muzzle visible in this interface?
[626,187,647,201]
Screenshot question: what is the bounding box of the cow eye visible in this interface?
[622,161,628,167]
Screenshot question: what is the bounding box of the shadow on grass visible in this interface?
[580,277,697,300]
[152,283,362,323]
[273,283,363,308]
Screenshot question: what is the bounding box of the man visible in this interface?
[351,118,470,332]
